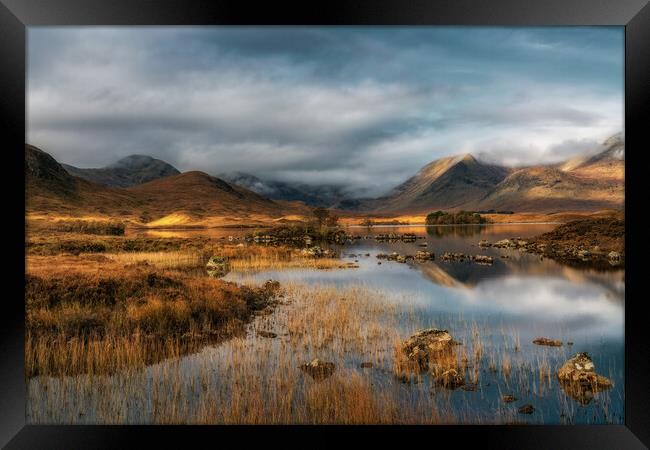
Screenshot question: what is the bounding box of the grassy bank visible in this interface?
[525,217,625,268]
[26,266,280,377]
[25,221,353,378]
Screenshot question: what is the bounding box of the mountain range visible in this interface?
[26,145,305,226]
[27,132,624,223]
[225,134,624,213]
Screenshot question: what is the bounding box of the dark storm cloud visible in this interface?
[27,27,623,196]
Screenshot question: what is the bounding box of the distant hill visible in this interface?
[366,154,511,213]
[62,155,180,188]
[127,171,300,223]
[26,145,306,225]
[219,171,351,208]
[26,145,139,215]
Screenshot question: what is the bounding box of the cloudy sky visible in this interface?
[28,27,623,197]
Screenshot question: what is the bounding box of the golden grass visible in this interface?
[26,281,619,424]
[220,245,349,271]
[337,210,623,226]
[28,282,442,424]
[25,265,279,377]
[105,251,206,269]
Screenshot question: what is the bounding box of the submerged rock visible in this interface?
[518,404,535,414]
[557,352,612,405]
[300,359,336,380]
[206,256,230,278]
[436,368,465,389]
[493,239,515,248]
[415,250,435,261]
[375,233,417,242]
[533,337,563,347]
[440,252,467,262]
[257,330,278,339]
[471,255,493,265]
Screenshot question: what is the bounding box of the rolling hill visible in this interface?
[62,155,180,188]
[127,171,305,225]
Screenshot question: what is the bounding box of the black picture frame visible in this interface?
[1,1,648,448]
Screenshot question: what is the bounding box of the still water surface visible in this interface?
[224,224,624,423]
[29,224,624,424]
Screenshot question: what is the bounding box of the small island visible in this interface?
[425,210,489,225]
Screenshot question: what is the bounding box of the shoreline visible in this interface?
[128,221,564,232]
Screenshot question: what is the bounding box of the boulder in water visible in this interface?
[401,328,455,370]
[557,352,612,405]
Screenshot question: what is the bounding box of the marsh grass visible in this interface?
[27,281,620,424]
[29,282,444,424]
[25,229,621,424]
[106,251,207,269]
[221,246,347,271]
[25,267,279,377]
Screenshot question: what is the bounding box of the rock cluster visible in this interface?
[375,233,417,242]
[300,246,336,258]
[415,250,435,261]
[492,238,528,249]
[441,252,493,265]
[376,252,412,263]
[440,252,467,262]
[471,255,494,265]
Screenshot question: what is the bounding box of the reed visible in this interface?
[106,251,206,269]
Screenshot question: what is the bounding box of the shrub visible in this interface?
[56,220,125,236]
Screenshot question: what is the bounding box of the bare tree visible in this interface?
[312,207,330,230]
